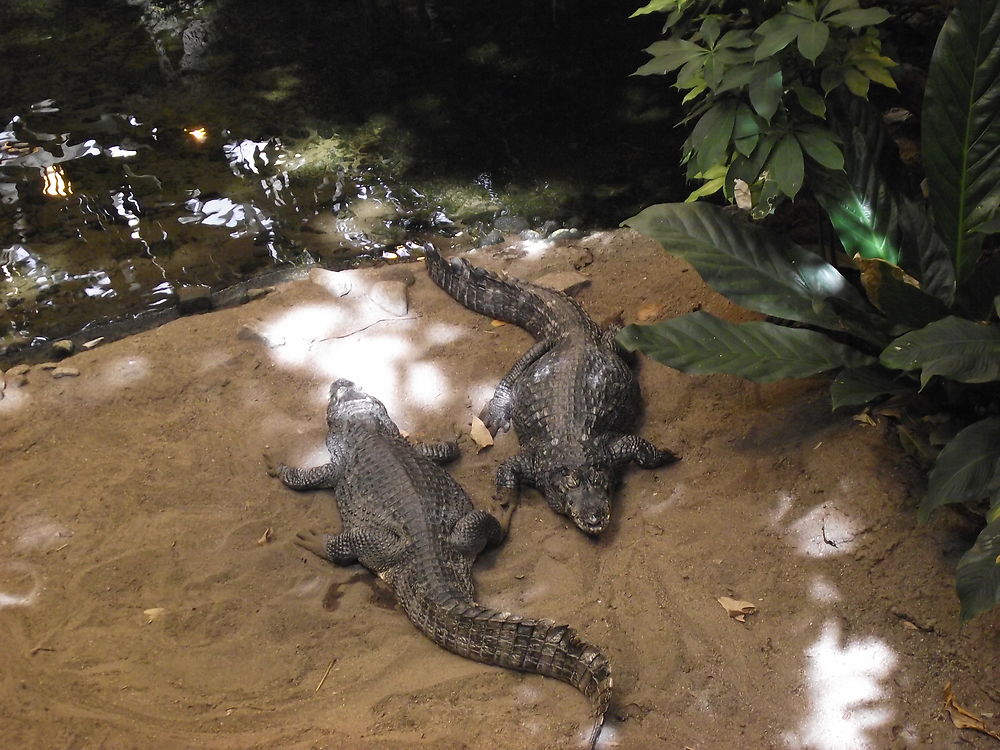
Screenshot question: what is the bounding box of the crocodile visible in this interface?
[425,245,677,535]
[270,379,612,746]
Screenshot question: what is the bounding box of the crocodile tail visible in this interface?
[405,592,612,740]
[424,245,597,341]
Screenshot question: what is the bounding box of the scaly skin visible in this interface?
[271,379,612,746]
[425,245,678,535]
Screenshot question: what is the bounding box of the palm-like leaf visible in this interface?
[923,0,1000,281]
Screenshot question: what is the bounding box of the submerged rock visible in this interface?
[367,280,409,316]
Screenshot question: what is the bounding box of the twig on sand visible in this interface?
[315,659,337,693]
[314,316,420,343]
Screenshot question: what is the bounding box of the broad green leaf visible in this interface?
[754,15,807,61]
[820,65,845,94]
[813,94,901,264]
[821,0,859,19]
[956,252,1000,319]
[792,84,827,117]
[700,16,721,47]
[798,21,830,62]
[630,0,678,18]
[727,134,778,193]
[749,62,783,121]
[618,311,874,383]
[635,40,706,76]
[623,202,874,332]
[854,256,951,329]
[897,197,956,305]
[825,7,891,29]
[844,68,870,97]
[920,416,1000,521]
[796,126,844,170]
[732,104,763,157]
[923,0,1000,281]
[768,135,805,197]
[686,176,726,201]
[956,515,1000,620]
[880,316,1000,386]
[690,100,738,172]
[830,364,915,410]
[717,63,758,94]
[855,58,898,89]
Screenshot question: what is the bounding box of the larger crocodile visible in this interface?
[270,379,612,746]
[425,245,677,535]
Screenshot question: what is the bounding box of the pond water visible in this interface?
[1,0,684,358]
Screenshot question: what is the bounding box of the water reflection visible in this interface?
[1,0,684,357]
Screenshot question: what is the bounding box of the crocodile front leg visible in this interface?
[605,434,678,469]
[480,338,554,435]
[270,459,340,489]
[490,451,536,537]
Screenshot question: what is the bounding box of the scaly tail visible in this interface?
[424,245,599,341]
[401,587,612,746]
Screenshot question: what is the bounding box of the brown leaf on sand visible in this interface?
[944,681,1000,740]
[718,596,757,623]
[470,416,494,452]
[257,527,273,545]
[490,319,506,327]
[143,607,166,624]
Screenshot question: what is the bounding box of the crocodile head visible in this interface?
[544,466,614,535]
[326,379,397,435]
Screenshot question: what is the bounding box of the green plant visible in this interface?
[631,0,896,215]
[621,0,1000,620]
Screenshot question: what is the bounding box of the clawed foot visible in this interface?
[294,529,329,559]
[488,487,519,540]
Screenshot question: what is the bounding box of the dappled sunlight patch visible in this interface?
[97,354,151,389]
[0,384,29,413]
[257,303,349,367]
[14,518,71,553]
[785,620,896,750]
[789,504,859,558]
[808,576,840,603]
[403,361,449,410]
[0,562,42,609]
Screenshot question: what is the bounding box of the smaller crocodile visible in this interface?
[425,245,677,535]
[269,379,612,746]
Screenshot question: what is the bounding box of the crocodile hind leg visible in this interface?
[480,339,554,435]
[448,509,505,554]
[296,527,407,572]
[606,434,678,469]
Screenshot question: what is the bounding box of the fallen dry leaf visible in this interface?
[143,607,166,624]
[852,410,877,427]
[718,596,757,623]
[257,527,273,545]
[490,319,506,328]
[944,681,1000,740]
[470,416,494,452]
[636,303,669,323]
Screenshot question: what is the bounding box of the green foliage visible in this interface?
[623,0,1000,619]
[632,0,896,207]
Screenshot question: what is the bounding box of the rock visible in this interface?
[237,324,285,348]
[572,248,595,270]
[37,362,59,371]
[533,271,591,296]
[549,227,583,241]
[476,229,504,247]
[82,337,104,349]
[367,280,409,316]
[52,339,74,358]
[175,285,214,315]
[539,220,561,237]
[7,364,30,377]
[494,215,529,234]
[52,366,80,378]
[519,229,543,241]
[309,267,352,297]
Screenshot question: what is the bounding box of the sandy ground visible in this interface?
[1,229,998,750]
